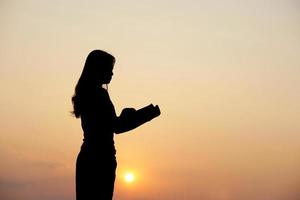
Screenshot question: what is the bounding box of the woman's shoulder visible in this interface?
[80,87,107,102]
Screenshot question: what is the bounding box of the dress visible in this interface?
[76,87,117,200]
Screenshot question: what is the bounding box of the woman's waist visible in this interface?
[82,138,115,150]
[80,145,116,158]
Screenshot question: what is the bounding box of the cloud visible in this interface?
[29,160,63,169]
[0,178,32,190]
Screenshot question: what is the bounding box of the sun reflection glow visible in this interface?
[124,172,135,183]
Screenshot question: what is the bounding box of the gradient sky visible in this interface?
[1,0,300,199]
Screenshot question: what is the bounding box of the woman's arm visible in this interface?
[114,108,138,134]
[114,105,160,134]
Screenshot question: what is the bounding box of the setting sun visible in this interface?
[124,172,135,183]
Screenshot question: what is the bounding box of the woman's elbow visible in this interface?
[115,128,122,134]
[114,125,130,134]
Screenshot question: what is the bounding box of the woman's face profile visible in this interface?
[100,63,114,84]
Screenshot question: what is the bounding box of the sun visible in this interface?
[124,172,135,183]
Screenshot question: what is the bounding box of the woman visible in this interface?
[72,50,160,200]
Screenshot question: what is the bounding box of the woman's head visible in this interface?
[81,49,115,85]
[72,50,115,118]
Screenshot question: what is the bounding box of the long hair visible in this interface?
[72,50,115,118]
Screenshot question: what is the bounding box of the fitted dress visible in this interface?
[76,87,117,200]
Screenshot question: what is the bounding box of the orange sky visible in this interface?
[1,0,300,199]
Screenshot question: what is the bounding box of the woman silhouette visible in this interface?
[72,50,160,200]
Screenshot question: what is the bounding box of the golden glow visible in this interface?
[124,172,135,183]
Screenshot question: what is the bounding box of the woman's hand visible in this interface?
[120,108,136,119]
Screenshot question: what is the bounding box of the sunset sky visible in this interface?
[1,0,300,199]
